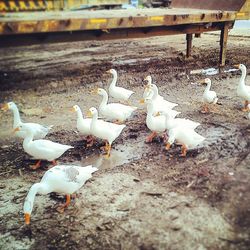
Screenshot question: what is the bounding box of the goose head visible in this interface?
[234,64,246,71]
[70,105,80,112]
[1,101,15,111]
[13,123,35,135]
[97,88,107,96]
[87,107,98,118]
[144,75,152,83]
[106,69,117,75]
[201,78,211,86]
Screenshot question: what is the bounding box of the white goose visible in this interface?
[97,88,137,123]
[143,76,164,101]
[87,107,126,157]
[201,78,218,113]
[23,164,97,224]
[235,64,250,111]
[14,124,73,169]
[143,76,178,109]
[155,111,200,131]
[146,97,180,120]
[166,127,205,157]
[70,105,94,146]
[1,102,53,139]
[107,69,134,102]
[145,98,175,142]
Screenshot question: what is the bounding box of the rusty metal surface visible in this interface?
[0,8,236,35]
[171,0,246,11]
[0,0,129,12]
[0,21,233,47]
[237,0,250,19]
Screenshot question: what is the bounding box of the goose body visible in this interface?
[15,124,73,168]
[71,105,92,135]
[202,78,218,104]
[1,102,53,139]
[146,98,180,119]
[144,76,178,109]
[157,111,200,131]
[146,109,166,133]
[107,69,134,101]
[23,164,97,224]
[97,88,137,122]
[166,127,205,156]
[88,107,126,157]
[235,64,250,111]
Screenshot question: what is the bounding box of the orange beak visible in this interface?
[69,107,76,112]
[90,88,98,94]
[13,127,20,133]
[139,99,145,104]
[24,213,31,225]
[165,143,171,150]
[106,69,111,73]
[86,110,92,117]
[234,64,240,69]
[199,79,206,85]
[1,103,9,111]
[154,112,161,117]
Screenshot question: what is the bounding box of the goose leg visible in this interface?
[242,100,249,112]
[86,135,95,147]
[165,142,171,150]
[114,120,124,125]
[101,141,109,151]
[30,160,41,170]
[162,133,168,142]
[105,144,111,158]
[52,160,57,166]
[180,145,187,157]
[57,194,71,213]
[201,104,209,113]
[146,132,157,143]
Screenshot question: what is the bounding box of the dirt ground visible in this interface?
[0,30,249,250]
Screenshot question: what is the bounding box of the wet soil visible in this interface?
[0,33,250,249]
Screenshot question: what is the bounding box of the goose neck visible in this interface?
[239,67,247,85]
[24,183,50,215]
[11,104,22,127]
[99,92,108,108]
[110,71,118,87]
[23,130,34,149]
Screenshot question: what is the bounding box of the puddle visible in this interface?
[113,58,151,66]
[74,138,146,170]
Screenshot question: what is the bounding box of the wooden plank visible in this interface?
[219,22,230,67]
[0,22,232,47]
[0,8,237,35]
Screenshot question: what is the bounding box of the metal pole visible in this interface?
[219,22,229,67]
[186,33,193,58]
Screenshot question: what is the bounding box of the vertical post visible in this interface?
[219,22,229,67]
[186,33,193,58]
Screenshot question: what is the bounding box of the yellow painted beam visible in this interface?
[237,0,250,19]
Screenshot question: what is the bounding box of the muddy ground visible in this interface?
[0,31,249,250]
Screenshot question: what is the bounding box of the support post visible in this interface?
[219,22,229,67]
[186,33,193,58]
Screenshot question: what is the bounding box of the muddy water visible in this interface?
[73,139,146,170]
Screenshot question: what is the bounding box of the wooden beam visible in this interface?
[186,33,193,57]
[0,23,225,48]
[219,22,229,67]
[0,9,237,35]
